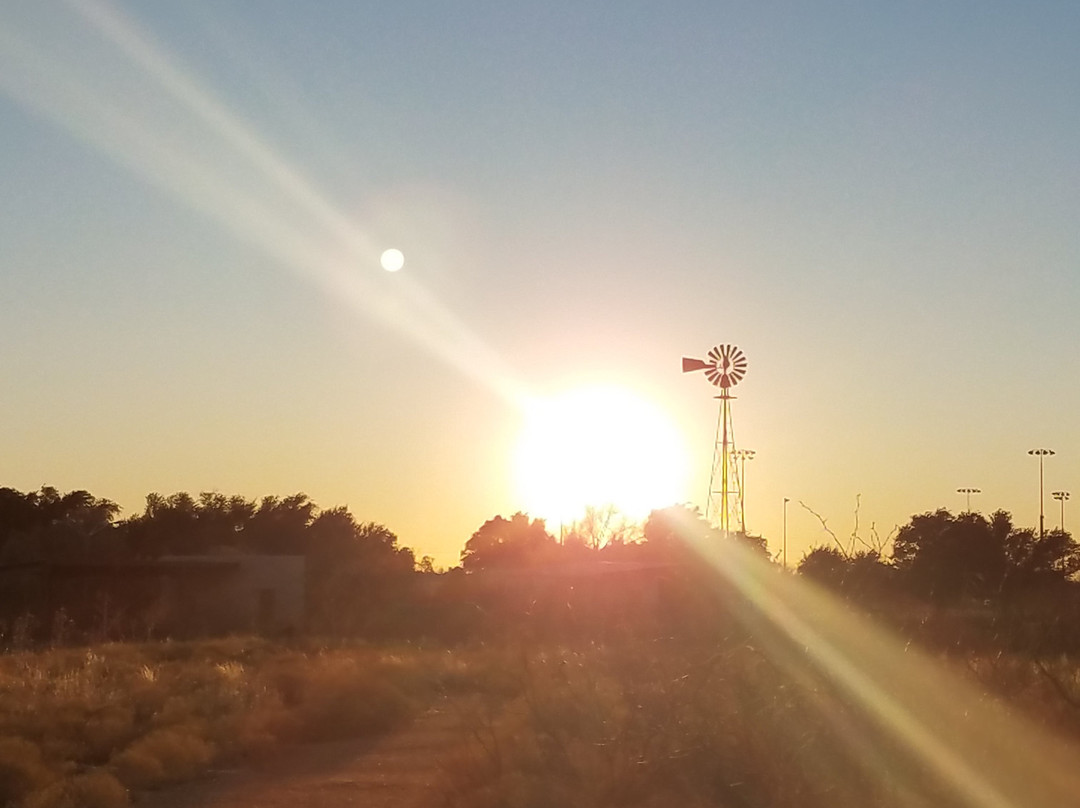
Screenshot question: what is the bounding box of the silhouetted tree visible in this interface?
[460,512,557,571]
[0,487,42,545]
[1001,526,1080,595]
[798,546,851,588]
[0,486,120,564]
[892,510,1007,602]
[126,491,317,556]
[641,504,710,555]
[564,505,642,551]
[890,509,1080,604]
[305,507,415,635]
[641,504,770,560]
[243,494,316,554]
[799,547,893,602]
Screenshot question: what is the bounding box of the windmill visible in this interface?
[683,344,748,534]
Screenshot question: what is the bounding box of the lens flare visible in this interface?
[0,2,528,408]
[666,509,1080,808]
[380,248,405,272]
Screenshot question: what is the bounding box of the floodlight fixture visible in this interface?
[1029,448,1055,537]
[1052,490,1071,532]
[956,487,981,513]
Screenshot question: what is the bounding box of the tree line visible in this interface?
[1,485,1078,650]
[799,508,1080,603]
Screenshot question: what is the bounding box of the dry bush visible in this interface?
[0,736,54,805]
[0,637,447,801]
[259,654,413,742]
[964,651,1080,737]
[111,726,214,790]
[24,770,129,808]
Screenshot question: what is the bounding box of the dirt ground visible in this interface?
[148,699,463,808]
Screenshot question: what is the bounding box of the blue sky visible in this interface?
[2,2,1079,563]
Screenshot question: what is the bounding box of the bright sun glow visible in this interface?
[514,385,690,525]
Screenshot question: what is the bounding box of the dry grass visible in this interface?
[0,637,480,806]
[7,632,1080,807]
[441,636,1080,808]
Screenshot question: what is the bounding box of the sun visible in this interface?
[513,385,690,525]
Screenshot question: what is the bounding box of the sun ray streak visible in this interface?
[670,510,1080,807]
[0,2,528,408]
[63,0,368,255]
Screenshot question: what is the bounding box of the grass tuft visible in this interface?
[24,770,129,808]
[0,736,53,805]
[111,726,215,790]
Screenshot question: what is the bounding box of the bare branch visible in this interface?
[848,494,875,553]
[799,500,848,557]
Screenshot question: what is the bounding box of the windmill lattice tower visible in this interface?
[682,345,748,535]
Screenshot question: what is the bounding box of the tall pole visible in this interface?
[1052,491,1070,532]
[956,487,981,513]
[734,448,755,534]
[1029,448,1055,538]
[783,497,789,569]
[721,393,730,535]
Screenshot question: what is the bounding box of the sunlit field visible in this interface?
[0,637,510,807]
[4,631,1080,808]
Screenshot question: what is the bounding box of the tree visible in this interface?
[243,494,316,554]
[305,507,415,635]
[799,547,893,601]
[0,486,120,564]
[891,509,1080,603]
[642,504,711,552]
[563,505,642,551]
[798,546,851,588]
[127,492,247,556]
[891,510,1006,602]
[641,504,770,560]
[1001,527,1080,594]
[0,487,41,545]
[460,513,557,571]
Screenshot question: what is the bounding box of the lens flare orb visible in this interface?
[380,248,405,272]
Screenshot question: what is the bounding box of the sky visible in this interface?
[2,2,1079,566]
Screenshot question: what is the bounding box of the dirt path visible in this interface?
[148,698,464,808]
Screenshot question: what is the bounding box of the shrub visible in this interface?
[262,656,412,742]
[110,726,214,790]
[24,770,129,808]
[0,736,53,805]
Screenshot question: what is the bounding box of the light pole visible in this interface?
[956,487,981,513]
[1052,491,1070,532]
[783,497,789,570]
[1029,448,1055,537]
[734,448,755,534]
